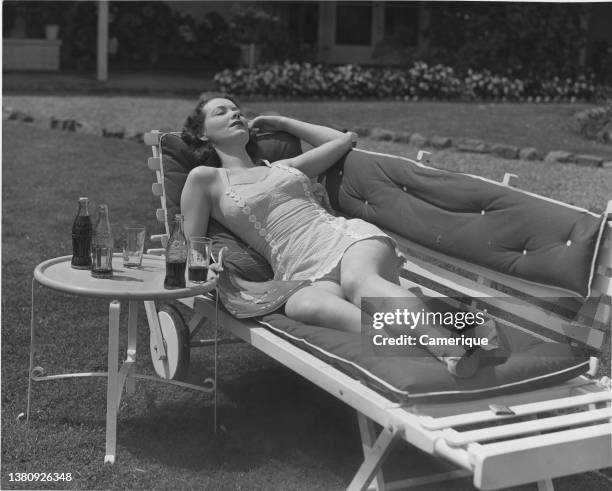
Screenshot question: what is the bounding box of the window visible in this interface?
[384,1,419,46]
[335,1,373,46]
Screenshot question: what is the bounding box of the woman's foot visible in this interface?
[444,319,510,378]
[445,350,482,378]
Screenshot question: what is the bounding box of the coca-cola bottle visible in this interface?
[91,204,114,278]
[71,197,92,269]
[164,214,188,289]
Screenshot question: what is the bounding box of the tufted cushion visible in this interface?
[323,149,606,297]
[158,131,302,280]
[260,312,589,403]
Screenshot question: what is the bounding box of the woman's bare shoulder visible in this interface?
[187,165,221,180]
[185,166,226,200]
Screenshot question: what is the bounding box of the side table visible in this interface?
[28,254,217,464]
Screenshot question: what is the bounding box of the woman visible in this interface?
[181,95,503,378]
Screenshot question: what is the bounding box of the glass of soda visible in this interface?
[188,237,212,283]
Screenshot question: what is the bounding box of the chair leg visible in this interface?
[357,412,388,491]
[349,413,401,491]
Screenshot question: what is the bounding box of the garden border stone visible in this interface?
[519,147,541,161]
[5,108,610,166]
[457,138,490,153]
[545,151,576,164]
[491,144,520,159]
[430,136,452,149]
[574,154,604,167]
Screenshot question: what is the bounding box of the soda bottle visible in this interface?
[91,204,114,278]
[164,214,188,289]
[71,197,92,269]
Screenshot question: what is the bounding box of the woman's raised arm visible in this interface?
[250,115,352,178]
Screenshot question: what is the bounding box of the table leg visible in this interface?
[26,278,37,422]
[125,301,138,394]
[104,300,121,464]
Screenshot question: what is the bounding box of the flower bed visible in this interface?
[214,61,609,102]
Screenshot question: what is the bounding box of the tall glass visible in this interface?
[188,237,212,283]
[122,225,146,267]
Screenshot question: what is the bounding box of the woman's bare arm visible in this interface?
[250,115,352,178]
[180,166,215,240]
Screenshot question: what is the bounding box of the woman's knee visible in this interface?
[342,271,378,306]
[284,287,327,324]
[341,240,401,304]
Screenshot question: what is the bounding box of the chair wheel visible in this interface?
[150,304,190,381]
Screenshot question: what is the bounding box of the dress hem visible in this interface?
[286,234,406,284]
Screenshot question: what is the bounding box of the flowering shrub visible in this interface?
[524,74,598,101]
[463,69,525,101]
[215,61,608,102]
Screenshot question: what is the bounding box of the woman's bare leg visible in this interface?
[284,280,364,333]
[339,238,483,377]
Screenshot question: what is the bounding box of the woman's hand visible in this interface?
[207,261,224,282]
[249,114,285,133]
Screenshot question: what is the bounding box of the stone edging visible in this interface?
[354,126,612,168]
[4,106,611,168]
[3,107,145,143]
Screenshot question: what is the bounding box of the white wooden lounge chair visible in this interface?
[143,130,611,490]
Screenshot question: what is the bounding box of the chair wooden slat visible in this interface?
[156,208,167,223]
[419,391,611,430]
[143,131,160,146]
[151,234,169,248]
[151,182,163,196]
[474,423,612,490]
[146,248,166,255]
[443,407,611,446]
[148,157,161,171]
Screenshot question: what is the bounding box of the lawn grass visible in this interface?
[2,120,611,490]
[4,95,612,160]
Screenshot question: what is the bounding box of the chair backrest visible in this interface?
[325,149,611,353]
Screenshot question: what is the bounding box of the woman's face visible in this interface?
[201,98,249,148]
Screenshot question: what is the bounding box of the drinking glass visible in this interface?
[122,225,146,267]
[188,237,212,283]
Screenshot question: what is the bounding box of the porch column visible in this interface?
[97,0,109,81]
[318,1,335,63]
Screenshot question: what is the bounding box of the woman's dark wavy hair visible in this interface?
[181,92,258,167]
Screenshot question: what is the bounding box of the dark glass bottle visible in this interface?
[71,197,92,269]
[91,204,114,278]
[164,214,188,289]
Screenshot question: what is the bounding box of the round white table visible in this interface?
[29,254,217,464]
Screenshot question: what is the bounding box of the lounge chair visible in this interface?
[143,129,611,491]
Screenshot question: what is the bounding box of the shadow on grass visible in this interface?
[118,366,360,473]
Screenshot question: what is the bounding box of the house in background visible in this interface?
[3,1,611,79]
[168,0,611,69]
[169,1,427,66]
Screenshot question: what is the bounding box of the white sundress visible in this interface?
[218,161,403,283]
